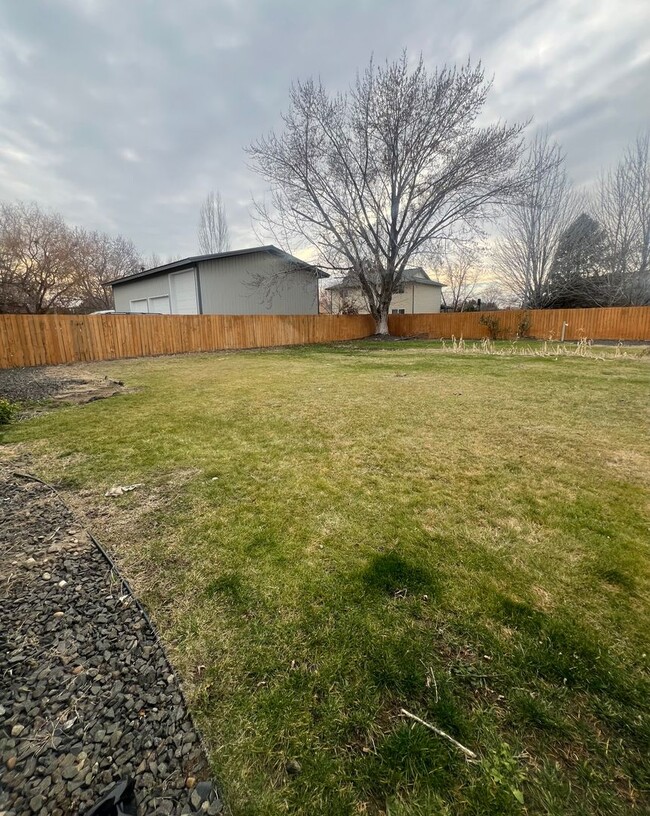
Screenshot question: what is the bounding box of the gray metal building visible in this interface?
[108,246,327,315]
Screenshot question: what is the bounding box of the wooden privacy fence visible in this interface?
[388,306,650,343]
[0,313,375,369]
[0,306,648,369]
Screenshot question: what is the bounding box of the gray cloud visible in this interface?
[0,0,648,257]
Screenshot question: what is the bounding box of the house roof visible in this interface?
[108,245,329,286]
[328,267,443,291]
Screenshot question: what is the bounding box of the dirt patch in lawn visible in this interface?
[0,364,129,408]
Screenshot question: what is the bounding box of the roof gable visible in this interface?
[329,267,443,290]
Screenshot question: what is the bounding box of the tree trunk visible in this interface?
[374,309,389,335]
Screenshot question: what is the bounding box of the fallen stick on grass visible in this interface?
[400,708,477,760]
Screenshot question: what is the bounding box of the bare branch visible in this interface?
[493,132,581,308]
[247,52,526,333]
[198,190,230,254]
[597,131,650,304]
[0,201,140,313]
[400,709,477,760]
[427,240,482,311]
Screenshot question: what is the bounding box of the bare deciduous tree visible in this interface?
[143,252,183,270]
[494,134,580,308]
[434,243,482,311]
[72,230,141,311]
[495,131,650,309]
[477,282,510,309]
[0,200,141,313]
[0,201,78,313]
[145,252,163,269]
[494,133,580,308]
[598,132,650,304]
[198,190,230,254]
[248,53,526,334]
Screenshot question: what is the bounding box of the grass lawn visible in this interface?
[3,341,650,815]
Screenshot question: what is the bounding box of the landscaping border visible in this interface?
[0,468,221,815]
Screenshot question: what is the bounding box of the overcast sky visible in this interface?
[0,0,648,259]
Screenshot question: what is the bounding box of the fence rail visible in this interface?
[0,306,648,369]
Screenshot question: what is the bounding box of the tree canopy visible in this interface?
[0,201,141,313]
[547,213,608,307]
[249,53,526,332]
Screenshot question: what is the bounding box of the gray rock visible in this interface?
[29,794,43,812]
[0,469,217,815]
[109,730,123,749]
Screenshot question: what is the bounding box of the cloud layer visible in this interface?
[0,0,648,257]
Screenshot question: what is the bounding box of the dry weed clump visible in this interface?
[440,336,648,360]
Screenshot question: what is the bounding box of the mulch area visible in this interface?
[0,469,221,816]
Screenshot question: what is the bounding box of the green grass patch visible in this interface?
[3,344,649,814]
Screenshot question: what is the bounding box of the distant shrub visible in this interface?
[479,314,502,340]
[0,398,17,425]
[517,312,532,338]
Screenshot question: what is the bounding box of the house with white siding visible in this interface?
[108,246,328,315]
[326,267,443,315]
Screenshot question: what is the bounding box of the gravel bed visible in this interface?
[0,469,221,815]
[0,367,92,403]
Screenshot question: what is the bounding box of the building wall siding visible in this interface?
[389,287,414,313]
[112,253,320,315]
[330,283,442,314]
[198,253,319,315]
[413,284,441,313]
[390,284,441,313]
[112,274,171,312]
[328,288,366,314]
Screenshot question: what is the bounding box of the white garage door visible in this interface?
[130,298,149,313]
[170,269,198,314]
[149,295,171,314]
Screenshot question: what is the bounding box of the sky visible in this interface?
[0,0,648,260]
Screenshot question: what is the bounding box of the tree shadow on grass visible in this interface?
[496,596,645,707]
[359,551,441,599]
